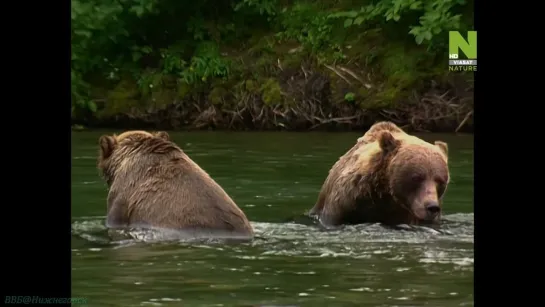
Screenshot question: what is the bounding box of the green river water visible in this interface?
[71,131,474,307]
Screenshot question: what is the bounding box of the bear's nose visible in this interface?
[425,202,441,215]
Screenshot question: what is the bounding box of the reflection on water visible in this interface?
[71,131,473,307]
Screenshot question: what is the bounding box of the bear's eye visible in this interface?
[435,177,447,185]
[411,173,425,183]
[435,177,447,196]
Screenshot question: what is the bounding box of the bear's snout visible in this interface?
[425,201,441,217]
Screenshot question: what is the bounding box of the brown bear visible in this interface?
[97,130,254,238]
[308,121,450,227]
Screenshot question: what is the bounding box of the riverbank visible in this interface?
[71,0,474,133]
[72,46,474,133]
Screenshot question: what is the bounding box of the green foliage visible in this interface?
[71,0,160,114]
[71,0,473,119]
[208,86,229,105]
[328,0,469,47]
[179,42,231,84]
[276,3,335,53]
[261,78,283,105]
[234,0,278,17]
[344,92,355,102]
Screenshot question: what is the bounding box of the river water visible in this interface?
[71,131,474,307]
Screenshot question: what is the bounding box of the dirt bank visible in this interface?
[73,64,473,133]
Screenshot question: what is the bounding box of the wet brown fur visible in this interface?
[97,130,254,236]
[309,121,450,226]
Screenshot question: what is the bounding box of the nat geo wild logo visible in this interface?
[449,31,477,72]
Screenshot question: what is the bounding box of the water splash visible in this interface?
[72,213,473,261]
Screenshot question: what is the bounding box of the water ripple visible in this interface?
[72,213,473,265]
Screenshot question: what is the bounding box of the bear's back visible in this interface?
[109,148,253,236]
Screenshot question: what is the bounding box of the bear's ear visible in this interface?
[99,135,117,160]
[434,141,448,157]
[154,131,170,141]
[378,131,400,153]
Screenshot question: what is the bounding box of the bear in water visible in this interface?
[97,130,253,239]
[308,122,450,227]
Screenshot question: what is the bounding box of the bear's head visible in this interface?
[378,131,450,224]
[97,130,170,186]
